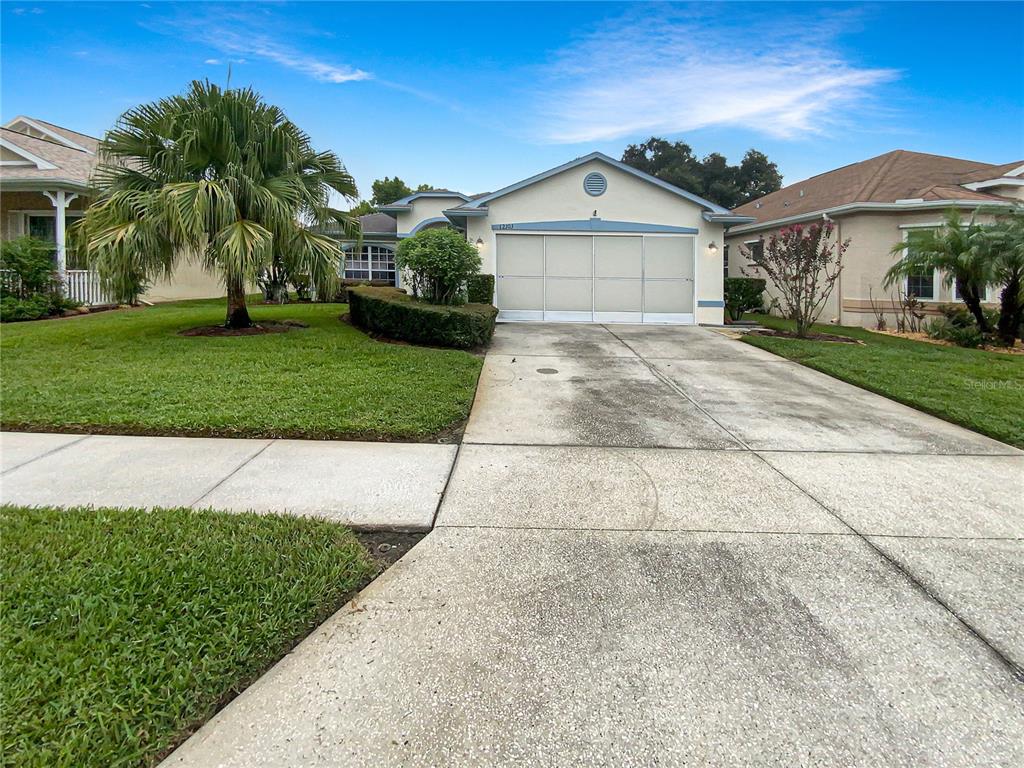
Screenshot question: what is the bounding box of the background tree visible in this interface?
[73,81,357,328]
[884,210,991,333]
[369,178,433,206]
[742,221,849,338]
[621,138,782,208]
[347,200,377,217]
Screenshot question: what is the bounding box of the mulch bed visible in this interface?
[748,328,863,344]
[178,320,308,337]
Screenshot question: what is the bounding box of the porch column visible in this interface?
[42,190,78,293]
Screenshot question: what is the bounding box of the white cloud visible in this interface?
[532,7,897,144]
[149,9,369,84]
[204,58,221,65]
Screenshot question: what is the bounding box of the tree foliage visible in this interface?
[884,210,992,334]
[370,178,432,207]
[72,80,357,328]
[395,228,480,305]
[977,209,1024,345]
[621,138,782,209]
[742,221,849,338]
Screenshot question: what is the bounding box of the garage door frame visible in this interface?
[496,231,697,325]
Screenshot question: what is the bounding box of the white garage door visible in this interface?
[496,234,695,324]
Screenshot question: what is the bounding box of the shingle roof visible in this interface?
[0,126,97,184]
[733,150,1022,224]
[358,212,396,234]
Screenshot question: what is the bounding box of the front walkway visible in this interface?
[162,323,1023,767]
[0,432,455,531]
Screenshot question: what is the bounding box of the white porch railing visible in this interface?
[64,270,112,306]
[0,269,112,306]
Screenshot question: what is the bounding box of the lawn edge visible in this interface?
[738,335,1024,450]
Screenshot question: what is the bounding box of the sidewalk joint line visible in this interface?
[187,440,274,509]
[1,433,92,475]
[754,449,1024,682]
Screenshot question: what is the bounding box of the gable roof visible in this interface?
[453,151,732,214]
[4,116,99,154]
[358,212,397,235]
[0,124,97,189]
[378,190,471,213]
[733,150,1022,226]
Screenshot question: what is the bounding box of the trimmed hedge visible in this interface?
[349,286,497,349]
[467,273,495,304]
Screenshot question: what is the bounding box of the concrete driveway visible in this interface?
[166,323,1023,767]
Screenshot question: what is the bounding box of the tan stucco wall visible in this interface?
[395,196,466,236]
[142,260,226,303]
[725,206,1005,329]
[466,159,725,324]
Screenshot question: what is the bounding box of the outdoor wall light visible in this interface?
[475,238,484,250]
[708,241,719,255]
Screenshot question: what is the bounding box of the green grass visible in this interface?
[0,299,483,440]
[0,504,378,767]
[742,314,1024,448]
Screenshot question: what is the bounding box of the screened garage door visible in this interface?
[496,234,695,324]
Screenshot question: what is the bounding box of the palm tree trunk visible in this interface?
[957,279,990,333]
[997,275,1022,346]
[226,278,253,329]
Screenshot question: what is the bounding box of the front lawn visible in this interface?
[0,299,482,440]
[0,504,378,767]
[742,314,1024,449]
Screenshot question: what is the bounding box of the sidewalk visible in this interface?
[0,431,456,531]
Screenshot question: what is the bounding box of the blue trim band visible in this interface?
[492,218,698,234]
[697,300,725,308]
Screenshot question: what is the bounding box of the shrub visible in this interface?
[467,273,495,304]
[723,277,766,321]
[349,286,497,348]
[395,228,481,305]
[928,317,984,348]
[0,237,81,322]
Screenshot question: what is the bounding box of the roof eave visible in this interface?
[0,177,90,193]
[727,199,1023,235]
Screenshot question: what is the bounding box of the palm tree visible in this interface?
[73,81,357,327]
[884,209,991,332]
[983,209,1024,345]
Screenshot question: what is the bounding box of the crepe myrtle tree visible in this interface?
[396,228,481,305]
[742,220,849,338]
[72,80,358,328]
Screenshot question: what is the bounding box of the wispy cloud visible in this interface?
[145,8,369,84]
[532,7,897,144]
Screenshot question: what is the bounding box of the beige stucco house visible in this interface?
[373,152,750,325]
[724,150,1024,327]
[0,115,224,304]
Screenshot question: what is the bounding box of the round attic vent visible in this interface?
[583,172,607,197]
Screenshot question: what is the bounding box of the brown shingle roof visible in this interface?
[358,212,396,234]
[0,126,97,184]
[733,150,1022,224]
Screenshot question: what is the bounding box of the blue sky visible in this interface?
[3,2,1023,202]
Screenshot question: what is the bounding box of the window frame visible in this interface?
[900,228,941,302]
[342,243,397,285]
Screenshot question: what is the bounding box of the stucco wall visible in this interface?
[396,196,466,236]
[142,260,225,303]
[725,206,1006,329]
[466,159,725,324]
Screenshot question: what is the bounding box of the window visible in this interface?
[903,229,936,300]
[723,244,730,279]
[343,244,396,284]
[28,215,56,241]
[952,281,992,303]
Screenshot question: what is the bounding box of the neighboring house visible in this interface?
[0,115,224,304]
[724,150,1024,327]
[341,152,750,325]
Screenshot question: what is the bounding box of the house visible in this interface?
[355,152,751,324]
[0,115,224,304]
[723,150,1024,327]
